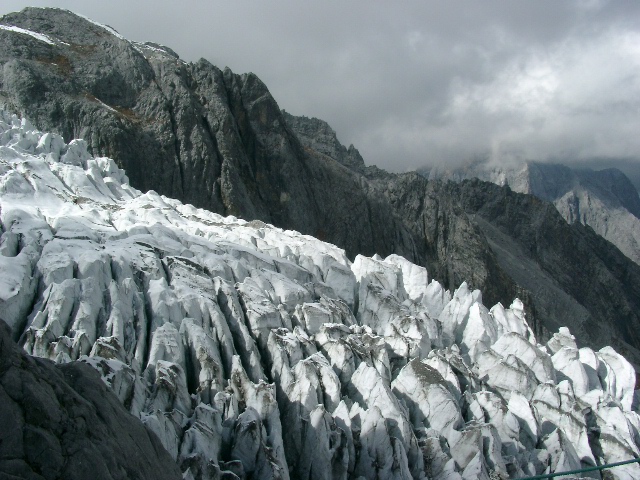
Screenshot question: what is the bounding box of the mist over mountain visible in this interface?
[2,7,640,480]
[577,158,640,193]
[426,160,640,267]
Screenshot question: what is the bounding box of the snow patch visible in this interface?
[0,24,55,45]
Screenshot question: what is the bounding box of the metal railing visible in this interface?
[517,457,640,479]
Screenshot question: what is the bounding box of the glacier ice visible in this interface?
[1,110,640,479]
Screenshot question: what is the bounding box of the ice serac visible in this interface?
[3,92,640,478]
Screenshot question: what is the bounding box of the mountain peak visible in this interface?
[1,7,128,44]
[282,111,366,171]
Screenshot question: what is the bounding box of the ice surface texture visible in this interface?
[2,113,640,479]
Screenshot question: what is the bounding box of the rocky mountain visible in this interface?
[3,110,640,479]
[2,8,640,383]
[426,161,640,266]
[0,6,420,267]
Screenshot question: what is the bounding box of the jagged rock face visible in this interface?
[281,111,366,172]
[0,319,182,480]
[428,160,640,266]
[551,167,640,266]
[3,114,640,479]
[511,163,640,223]
[450,178,640,365]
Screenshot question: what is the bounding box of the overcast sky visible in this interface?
[2,1,640,174]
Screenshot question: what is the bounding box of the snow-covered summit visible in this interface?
[1,112,640,479]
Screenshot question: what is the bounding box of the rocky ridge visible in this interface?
[3,113,640,478]
[426,161,640,266]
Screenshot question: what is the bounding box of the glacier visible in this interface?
[1,111,640,479]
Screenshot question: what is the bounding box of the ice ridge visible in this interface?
[1,111,639,479]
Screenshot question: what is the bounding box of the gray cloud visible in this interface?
[2,1,640,173]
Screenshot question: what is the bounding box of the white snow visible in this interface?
[74,13,128,41]
[0,24,55,45]
[2,109,640,479]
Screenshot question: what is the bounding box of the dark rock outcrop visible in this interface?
[360,168,517,308]
[0,319,182,480]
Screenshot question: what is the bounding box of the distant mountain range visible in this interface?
[423,161,640,266]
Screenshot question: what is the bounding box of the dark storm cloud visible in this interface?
[2,1,640,172]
